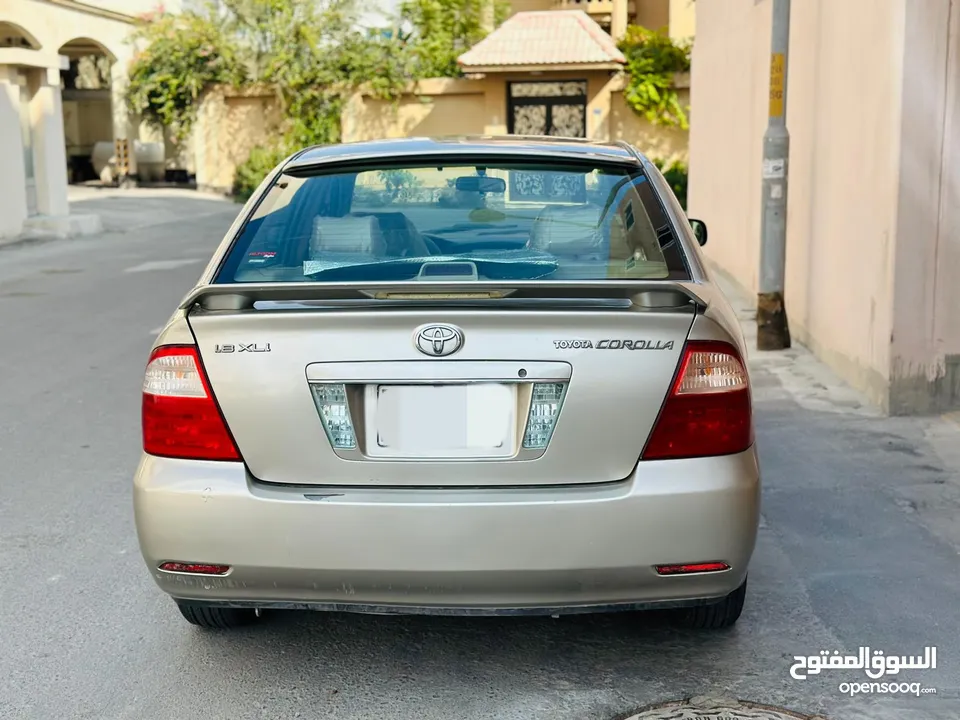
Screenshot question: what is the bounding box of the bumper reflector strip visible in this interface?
[158,562,231,575]
[655,562,730,576]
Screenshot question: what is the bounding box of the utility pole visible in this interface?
[757,0,791,350]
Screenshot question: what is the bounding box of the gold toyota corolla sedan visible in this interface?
[134,136,761,631]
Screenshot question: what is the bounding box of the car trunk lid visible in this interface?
[185,283,699,487]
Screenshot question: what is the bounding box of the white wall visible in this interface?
[780,0,904,407]
[80,0,183,16]
[687,0,772,302]
[888,0,960,413]
[689,0,960,414]
[0,0,145,237]
[0,67,30,239]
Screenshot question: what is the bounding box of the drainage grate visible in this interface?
[617,697,826,720]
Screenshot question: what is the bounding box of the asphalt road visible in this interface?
[2,190,960,720]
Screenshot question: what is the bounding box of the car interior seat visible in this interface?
[528,204,606,258]
[309,214,387,258]
[350,212,432,258]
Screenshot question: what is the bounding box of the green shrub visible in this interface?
[232,145,290,203]
[618,26,691,129]
[653,158,689,210]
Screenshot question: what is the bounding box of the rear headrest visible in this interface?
[529,204,603,253]
[350,212,431,257]
[309,215,386,258]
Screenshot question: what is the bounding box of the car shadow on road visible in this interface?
[171,601,777,710]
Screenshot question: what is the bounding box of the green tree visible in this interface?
[400,0,508,78]
[126,11,245,140]
[128,0,411,146]
[127,0,511,199]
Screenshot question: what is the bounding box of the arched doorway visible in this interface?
[0,21,42,50]
[58,37,116,184]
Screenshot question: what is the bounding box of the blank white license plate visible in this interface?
[369,383,517,458]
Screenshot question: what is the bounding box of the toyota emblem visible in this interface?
[414,324,464,357]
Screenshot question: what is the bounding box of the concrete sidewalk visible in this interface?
[717,264,960,549]
[0,186,236,251]
[66,185,235,234]
[717,265,960,576]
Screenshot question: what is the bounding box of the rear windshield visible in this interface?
[215,161,690,284]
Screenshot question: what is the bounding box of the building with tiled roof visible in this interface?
[458,10,626,73]
[343,0,694,152]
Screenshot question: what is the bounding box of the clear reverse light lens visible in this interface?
[676,351,748,394]
[143,352,206,397]
[310,383,357,449]
[522,383,567,449]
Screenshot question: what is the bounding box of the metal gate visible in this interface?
[507,80,588,138]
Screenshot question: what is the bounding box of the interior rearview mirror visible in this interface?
[689,218,708,247]
[455,176,506,194]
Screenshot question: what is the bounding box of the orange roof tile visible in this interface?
[457,10,626,70]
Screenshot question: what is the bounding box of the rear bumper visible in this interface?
[133,450,761,614]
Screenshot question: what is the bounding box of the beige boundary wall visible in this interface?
[193,73,689,197]
[341,74,689,164]
[688,0,960,415]
[192,84,283,194]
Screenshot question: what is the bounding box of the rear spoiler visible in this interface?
[179,280,708,311]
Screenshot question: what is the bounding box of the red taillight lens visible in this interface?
[642,340,753,460]
[142,345,241,461]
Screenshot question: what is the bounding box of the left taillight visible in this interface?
[142,345,241,461]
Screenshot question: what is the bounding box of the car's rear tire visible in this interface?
[672,576,747,630]
[175,602,259,629]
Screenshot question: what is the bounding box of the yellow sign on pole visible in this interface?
[769,53,785,118]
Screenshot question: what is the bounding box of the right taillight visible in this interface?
[641,340,753,460]
[142,345,241,462]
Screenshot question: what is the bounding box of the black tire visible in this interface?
[672,576,747,630]
[175,602,259,630]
